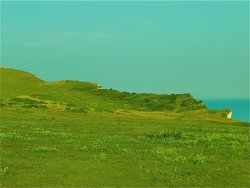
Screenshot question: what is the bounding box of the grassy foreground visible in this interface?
[0,67,249,187]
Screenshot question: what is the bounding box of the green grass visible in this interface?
[0,67,249,187]
[0,67,209,113]
[0,108,249,187]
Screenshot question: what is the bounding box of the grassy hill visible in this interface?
[0,67,249,187]
[0,67,227,115]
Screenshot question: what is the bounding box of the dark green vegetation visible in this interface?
[0,67,249,187]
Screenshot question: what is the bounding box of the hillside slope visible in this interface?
[0,67,45,99]
[1,67,249,187]
[1,68,209,111]
[1,67,231,119]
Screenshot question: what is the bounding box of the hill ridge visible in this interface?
[0,67,232,120]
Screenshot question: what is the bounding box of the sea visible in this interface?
[201,98,249,122]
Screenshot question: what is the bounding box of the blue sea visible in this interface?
[201,98,249,122]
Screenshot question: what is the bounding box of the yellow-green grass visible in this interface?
[1,108,249,187]
[0,67,249,187]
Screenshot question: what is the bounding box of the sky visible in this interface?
[1,1,249,99]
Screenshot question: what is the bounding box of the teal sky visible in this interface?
[1,1,249,98]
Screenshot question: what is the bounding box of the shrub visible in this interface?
[8,97,47,108]
[64,105,87,113]
[0,99,6,107]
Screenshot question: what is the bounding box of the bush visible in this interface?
[8,97,47,108]
[0,99,6,107]
[64,104,87,113]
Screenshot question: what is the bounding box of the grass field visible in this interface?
[0,67,249,187]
